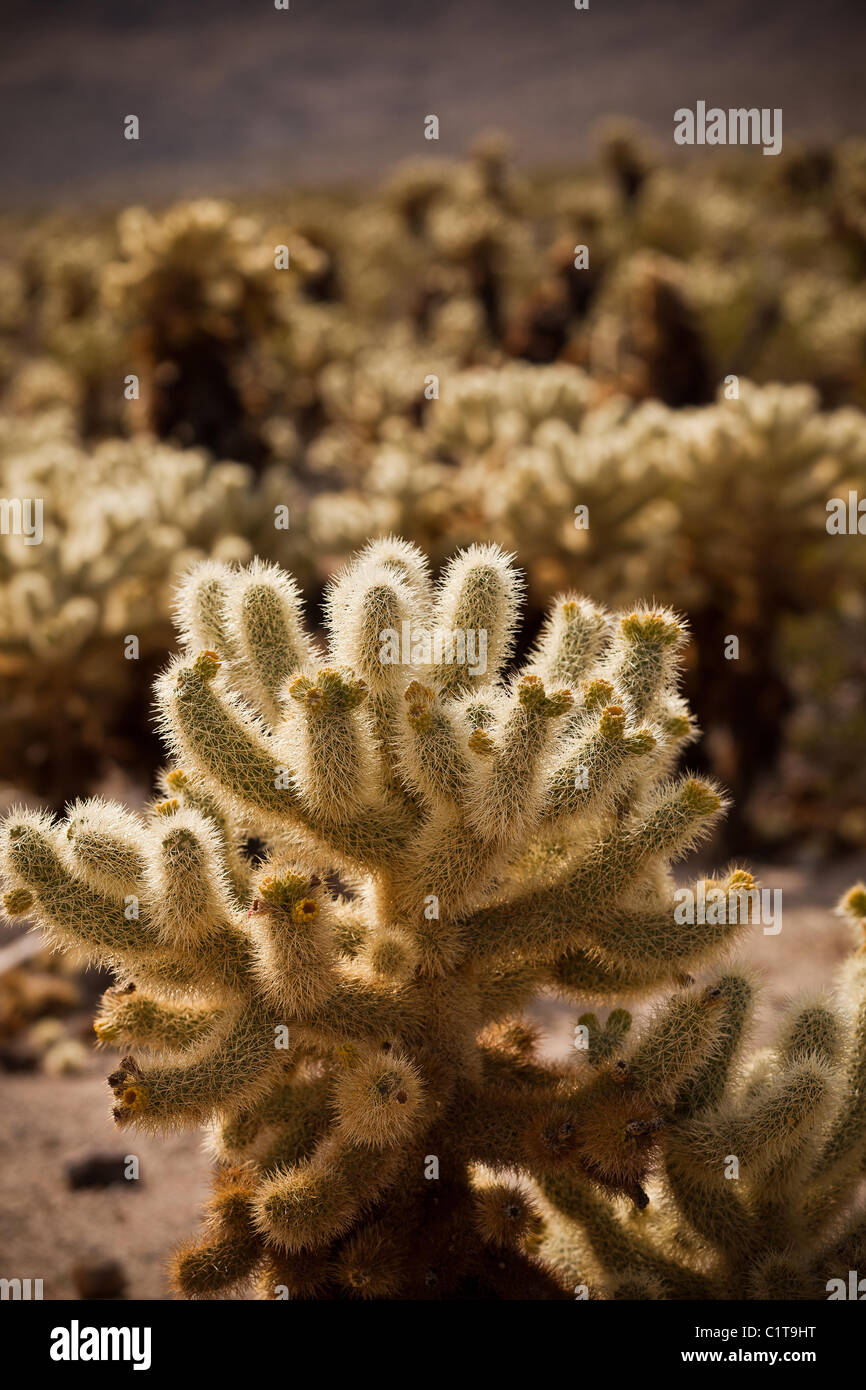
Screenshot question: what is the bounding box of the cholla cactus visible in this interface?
[755,271,866,407]
[315,335,455,441]
[597,119,655,209]
[590,252,714,407]
[1,539,752,1299]
[0,412,307,801]
[599,382,866,845]
[0,237,121,448]
[427,362,598,455]
[314,378,866,849]
[303,362,611,559]
[769,608,866,849]
[540,885,866,1300]
[366,139,534,347]
[102,200,285,463]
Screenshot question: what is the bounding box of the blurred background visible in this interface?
[1,0,865,1298]
[3,0,866,203]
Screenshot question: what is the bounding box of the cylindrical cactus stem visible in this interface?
[94,988,223,1052]
[543,703,656,822]
[157,650,301,821]
[527,595,610,687]
[252,1132,402,1252]
[602,606,685,722]
[284,668,371,821]
[174,561,239,660]
[161,768,251,902]
[675,970,757,1116]
[548,946,671,1001]
[427,542,523,697]
[777,996,843,1069]
[680,1057,836,1181]
[468,776,725,966]
[353,536,433,612]
[624,981,729,1106]
[325,559,416,693]
[325,555,428,798]
[463,675,573,844]
[107,1000,284,1130]
[249,870,338,1016]
[143,806,237,945]
[0,812,160,963]
[666,1054,838,1262]
[222,560,318,721]
[62,800,146,895]
[537,1173,709,1299]
[396,681,471,806]
[131,919,255,1000]
[662,1139,756,1263]
[171,1166,263,1298]
[564,776,725,914]
[580,890,750,976]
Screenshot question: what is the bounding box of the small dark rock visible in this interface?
[72,1260,127,1300]
[65,1153,137,1190]
[0,1044,40,1073]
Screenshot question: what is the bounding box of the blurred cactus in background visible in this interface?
[1,130,865,856]
[312,375,866,852]
[102,200,286,465]
[1,539,761,1298]
[588,251,715,407]
[0,410,305,803]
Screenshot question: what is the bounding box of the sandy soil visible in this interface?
[0,1057,211,1300]
[1,857,862,1300]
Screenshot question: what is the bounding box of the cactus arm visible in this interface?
[222,561,318,723]
[525,595,610,687]
[171,1167,264,1298]
[542,704,657,823]
[107,999,286,1131]
[466,776,725,964]
[462,675,573,845]
[94,989,224,1052]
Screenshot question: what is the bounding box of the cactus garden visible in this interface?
[1,1,865,1318]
